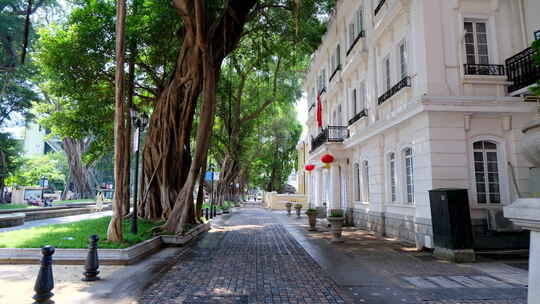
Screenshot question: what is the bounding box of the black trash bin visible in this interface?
[428,188,475,262]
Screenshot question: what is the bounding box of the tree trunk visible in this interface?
[62,138,94,199]
[108,0,128,242]
[140,0,257,230]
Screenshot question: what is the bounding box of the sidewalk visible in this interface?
[273,209,528,304]
[0,210,112,232]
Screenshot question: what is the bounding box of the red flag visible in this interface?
[316,91,322,127]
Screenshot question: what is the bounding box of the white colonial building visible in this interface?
[299,0,540,249]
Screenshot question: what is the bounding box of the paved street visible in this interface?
[139,206,527,304]
[0,210,112,232]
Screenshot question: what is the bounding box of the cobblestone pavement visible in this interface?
[139,207,527,304]
[139,208,348,304]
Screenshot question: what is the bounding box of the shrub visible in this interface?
[329,209,344,217]
[294,203,302,209]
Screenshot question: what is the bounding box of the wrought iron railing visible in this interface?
[329,65,341,83]
[348,110,367,126]
[374,0,386,16]
[506,47,540,93]
[378,76,411,105]
[310,126,348,152]
[346,31,366,56]
[463,64,505,76]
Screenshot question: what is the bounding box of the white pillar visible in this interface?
[529,231,540,303]
[316,169,323,208]
[504,198,540,304]
[330,163,341,210]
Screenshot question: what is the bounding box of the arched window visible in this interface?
[388,153,397,202]
[354,163,361,201]
[473,140,500,204]
[403,148,414,204]
[362,160,370,202]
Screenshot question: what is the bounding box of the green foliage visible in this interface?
[531,39,540,96]
[33,0,181,163]
[306,208,318,213]
[0,216,160,249]
[0,132,23,183]
[6,152,68,189]
[329,209,344,218]
[0,203,36,209]
[294,203,302,209]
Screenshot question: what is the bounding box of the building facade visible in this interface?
[299,0,540,248]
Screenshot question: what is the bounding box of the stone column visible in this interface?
[504,199,540,303]
[329,162,341,210]
[316,169,323,208]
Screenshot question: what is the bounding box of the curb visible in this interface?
[0,223,211,265]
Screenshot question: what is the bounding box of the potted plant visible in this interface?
[294,203,303,217]
[327,209,345,243]
[285,202,293,215]
[305,208,319,231]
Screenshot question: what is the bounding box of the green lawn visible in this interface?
[0,204,37,210]
[0,216,162,249]
[52,199,95,205]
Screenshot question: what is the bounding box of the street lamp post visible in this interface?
[40,176,48,204]
[130,108,149,235]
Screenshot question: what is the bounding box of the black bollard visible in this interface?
[212,205,217,217]
[33,245,55,304]
[205,207,209,220]
[82,234,100,281]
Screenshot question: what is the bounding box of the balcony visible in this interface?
[348,110,367,126]
[463,64,505,76]
[378,76,411,105]
[329,65,341,83]
[346,31,366,56]
[506,47,540,93]
[374,0,386,16]
[310,126,349,152]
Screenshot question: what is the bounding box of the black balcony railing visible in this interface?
[308,103,315,112]
[310,126,348,152]
[329,65,341,82]
[378,76,411,105]
[348,110,367,126]
[463,64,505,76]
[346,31,366,56]
[319,87,327,96]
[506,47,540,93]
[374,0,386,16]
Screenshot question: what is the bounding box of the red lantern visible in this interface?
[321,154,334,164]
[305,164,315,171]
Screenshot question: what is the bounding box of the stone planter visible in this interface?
[521,119,540,167]
[327,216,345,243]
[285,203,292,215]
[294,205,302,217]
[306,210,319,231]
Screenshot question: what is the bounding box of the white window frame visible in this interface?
[357,82,365,113]
[402,147,414,205]
[469,136,509,207]
[354,163,361,201]
[463,19,489,65]
[383,56,391,92]
[351,88,357,117]
[387,152,397,203]
[398,40,408,80]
